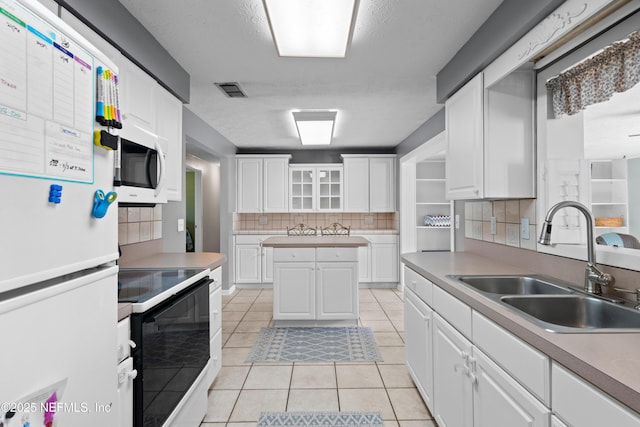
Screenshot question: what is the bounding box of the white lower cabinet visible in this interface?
[552,362,640,427]
[235,242,261,283]
[316,261,358,320]
[233,235,276,285]
[404,288,434,410]
[432,313,550,427]
[274,261,316,319]
[433,313,474,427]
[361,234,399,284]
[406,266,552,427]
[473,349,550,427]
[208,267,223,386]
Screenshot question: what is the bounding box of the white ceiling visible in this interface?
[118,0,503,150]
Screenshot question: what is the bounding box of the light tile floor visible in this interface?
[201,288,436,427]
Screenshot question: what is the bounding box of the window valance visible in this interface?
[546,31,640,117]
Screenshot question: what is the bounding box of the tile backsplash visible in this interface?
[118,205,163,245]
[234,212,398,232]
[464,200,537,250]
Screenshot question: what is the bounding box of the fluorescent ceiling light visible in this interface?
[263,0,358,58]
[293,111,337,145]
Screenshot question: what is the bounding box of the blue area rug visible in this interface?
[246,327,383,362]
[257,412,384,427]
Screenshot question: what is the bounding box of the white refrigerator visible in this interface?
[0,0,120,425]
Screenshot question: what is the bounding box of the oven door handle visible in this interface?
[144,278,213,322]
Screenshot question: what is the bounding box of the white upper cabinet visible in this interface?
[263,157,290,212]
[445,71,535,200]
[446,73,484,200]
[370,157,396,212]
[156,86,183,201]
[236,155,291,213]
[342,157,369,211]
[484,70,535,199]
[290,165,343,212]
[342,155,396,212]
[119,57,157,144]
[236,157,262,213]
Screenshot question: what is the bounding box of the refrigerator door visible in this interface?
[0,146,119,292]
[0,265,118,426]
[0,0,119,293]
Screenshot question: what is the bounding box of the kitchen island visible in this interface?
[262,236,369,326]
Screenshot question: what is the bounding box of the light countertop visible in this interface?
[119,252,227,271]
[234,229,398,235]
[401,251,640,415]
[261,236,370,248]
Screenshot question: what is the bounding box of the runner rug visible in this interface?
[245,327,383,363]
[257,411,384,427]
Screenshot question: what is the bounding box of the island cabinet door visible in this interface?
[273,262,316,319]
[316,261,358,320]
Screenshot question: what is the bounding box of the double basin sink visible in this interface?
[446,275,640,333]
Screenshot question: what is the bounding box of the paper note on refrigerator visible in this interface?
[0,0,95,183]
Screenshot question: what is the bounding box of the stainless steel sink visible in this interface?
[501,295,640,332]
[449,275,573,296]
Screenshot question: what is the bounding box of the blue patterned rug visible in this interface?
[257,412,383,426]
[246,327,383,362]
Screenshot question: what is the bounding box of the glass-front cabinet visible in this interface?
[290,167,315,211]
[290,165,343,212]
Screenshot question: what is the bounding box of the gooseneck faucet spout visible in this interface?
[538,201,614,295]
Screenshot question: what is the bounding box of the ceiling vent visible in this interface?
[215,82,247,98]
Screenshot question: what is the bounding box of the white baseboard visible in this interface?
[223,285,237,296]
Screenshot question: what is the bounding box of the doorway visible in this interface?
[185,167,203,252]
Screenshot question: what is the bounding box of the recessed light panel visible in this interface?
[293,111,337,145]
[263,0,358,58]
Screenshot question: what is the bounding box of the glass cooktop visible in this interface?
[118,268,206,304]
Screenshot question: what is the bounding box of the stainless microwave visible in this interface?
[115,136,166,205]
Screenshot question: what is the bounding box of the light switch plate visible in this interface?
[490,216,497,235]
[258,215,268,225]
[521,218,530,240]
[455,214,460,229]
[177,218,185,232]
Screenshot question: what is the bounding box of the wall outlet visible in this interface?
[364,214,374,225]
[520,218,530,240]
[177,218,185,232]
[490,216,497,235]
[258,215,268,225]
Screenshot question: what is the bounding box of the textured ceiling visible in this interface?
[118,0,503,150]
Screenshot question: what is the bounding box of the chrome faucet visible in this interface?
[538,201,614,295]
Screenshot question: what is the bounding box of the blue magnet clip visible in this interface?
[92,189,117,218]
[49,184,63,204]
